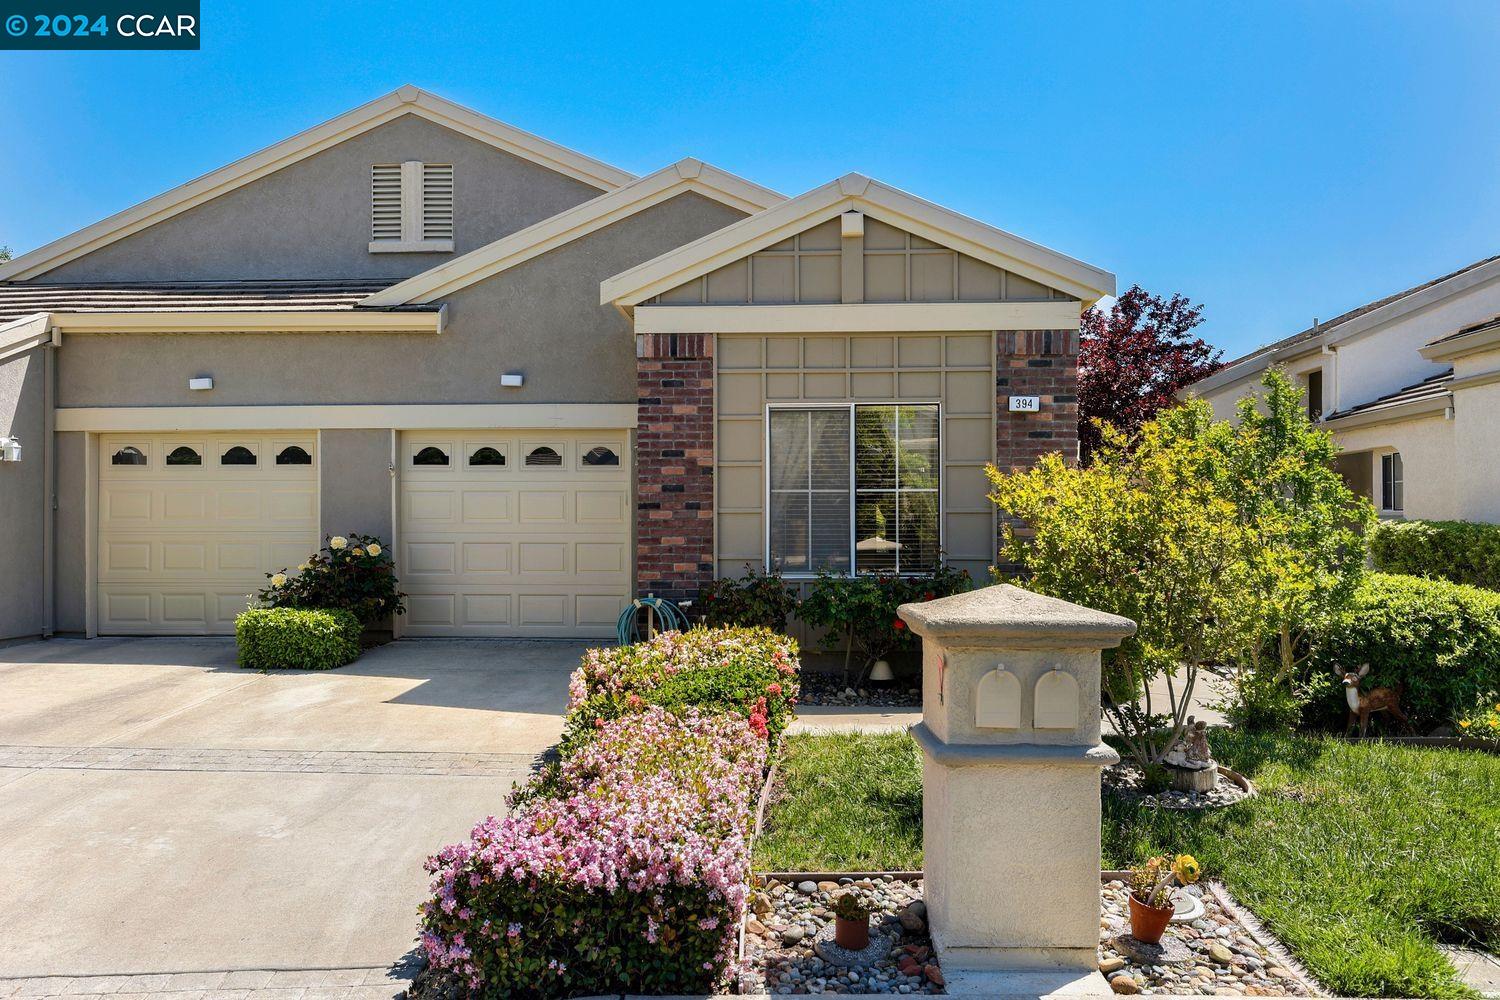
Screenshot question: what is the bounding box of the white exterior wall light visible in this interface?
[500,372,524,387]
[188,376,214,391]
[0,437,22,462]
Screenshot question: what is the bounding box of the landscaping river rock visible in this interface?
[1100,880,1314,996]
[739,876,940,994]
[1104,761,1252,810]
[796,672,921,708]
[742,876,1316,997]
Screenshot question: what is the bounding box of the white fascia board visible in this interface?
[1191,258,1500,397]
[362,159,784,307]
[600,173,1116,308]
[48,308,445,333]
[54,402,638,432]
[634,300,1081,334]
[0,312,57,362]
[1420,321,1500,362]
[1323,393,1451,431]
[0,85,634,282]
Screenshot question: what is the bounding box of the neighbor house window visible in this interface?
[768,404,940,575]
[1306,370,1323,421]
[1381,452,1404,512]
[370,161,454,253]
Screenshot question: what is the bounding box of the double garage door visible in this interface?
[399,431,631,638]
[97,429,632,638]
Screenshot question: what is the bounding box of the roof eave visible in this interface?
[1421,321,1500,362]
[45,306,446,334]
[1323,391,1451,431]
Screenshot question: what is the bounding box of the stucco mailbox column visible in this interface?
[898,584,1136,986]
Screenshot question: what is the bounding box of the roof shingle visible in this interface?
[0,280,436,325]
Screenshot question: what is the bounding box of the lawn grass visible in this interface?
[753,728,1500,1000]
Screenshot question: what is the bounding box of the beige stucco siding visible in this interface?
[41,114,607,284]
[716,332,997,584]
[54,193,746,409]
[1332,413,1457,520]
[0,349,46,639]
[53,431,87,633]
[657,217,1072,307]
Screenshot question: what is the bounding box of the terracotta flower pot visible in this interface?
[1128,893,1174,944]
[834,914,870,950]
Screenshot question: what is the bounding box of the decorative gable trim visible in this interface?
[0,85,634,282]
[360,159,783,306]
[599,173,1116,310]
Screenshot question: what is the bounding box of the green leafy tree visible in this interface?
[1210,369,1374,729]
[987,400,1254,767]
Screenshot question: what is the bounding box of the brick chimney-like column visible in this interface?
[995,329,1080,571]
[635,333,715,602]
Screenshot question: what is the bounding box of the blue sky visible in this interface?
[2,1,1498,359]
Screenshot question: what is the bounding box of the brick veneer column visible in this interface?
[636,333,715,602]
[995,328,1080,570]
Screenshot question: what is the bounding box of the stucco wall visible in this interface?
[715,331,997,584]
[1452,372,1500,522]
[53,432,87,633]
[319,429,393,542]
[1332,414,1456,520]
[39,114,606,284]
[0,349,46,640]
[54,192,747,408]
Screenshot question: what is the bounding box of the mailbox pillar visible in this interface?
[898,584,1136,987]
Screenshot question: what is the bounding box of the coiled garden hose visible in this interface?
[616,594,690,645]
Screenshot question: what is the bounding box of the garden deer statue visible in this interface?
[1340,663,1410,738]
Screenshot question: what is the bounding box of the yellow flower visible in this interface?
[351,548,365,557]
[329,536,347,550]
[1459,720,1471,729]
[270,573,287,588]
[1173,854,1201,884]
[297,563,310,572]
[367,543,382,557]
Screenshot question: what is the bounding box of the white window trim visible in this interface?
[1379,451,1405,515]
[370,160,455,254]
[763,400,944,579]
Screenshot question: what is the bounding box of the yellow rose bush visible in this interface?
[255,532,405,626]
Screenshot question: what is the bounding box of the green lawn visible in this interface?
[753,729,1500,1000]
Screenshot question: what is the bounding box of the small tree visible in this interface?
[1211,369,1374,729]
[1078,285,1222,461]
[988,401,1253,767]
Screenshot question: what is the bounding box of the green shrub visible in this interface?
[1371,519,1500,591]
[696,565,799,631]
[257,533,404,625]
[798,565,971,685]
[564,627,800,753]
[235,607,362,671]
[1307,573,1500,732]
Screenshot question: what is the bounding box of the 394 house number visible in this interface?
[1008,395,1041,412]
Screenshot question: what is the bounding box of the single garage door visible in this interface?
[400,431,631,637]
[98,433,319,635]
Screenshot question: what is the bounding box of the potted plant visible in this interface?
[832,891,872,950]
[1127,854,1200,944]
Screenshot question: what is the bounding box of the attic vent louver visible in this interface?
[370,161,454,253]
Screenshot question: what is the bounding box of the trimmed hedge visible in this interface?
[1370,519,1500,591]
[1308,572,1500,732]
[234,607,362,671]
[420,628,800,998]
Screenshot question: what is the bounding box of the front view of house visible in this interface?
[0,87,1113,641]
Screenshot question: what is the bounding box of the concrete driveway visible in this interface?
[0,636,580,986]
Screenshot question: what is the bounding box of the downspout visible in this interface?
[41,325,58,637]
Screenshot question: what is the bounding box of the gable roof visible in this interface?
[1187,254,1500,396]
[0,86,635,283]
[599,173,1115,309]
[362,158,783,306]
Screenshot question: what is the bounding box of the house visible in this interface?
[0,86,1113,641]
[1185,256,1500,523]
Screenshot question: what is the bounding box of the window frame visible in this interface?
[763,400,943,579]
[1380,451,1404,514]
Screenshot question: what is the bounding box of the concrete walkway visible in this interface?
[0,637,582,983]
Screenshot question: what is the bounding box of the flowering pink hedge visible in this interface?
[420,628,799,998]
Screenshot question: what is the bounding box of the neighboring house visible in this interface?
[1185,256,1500,524]
[0,86,1113,641]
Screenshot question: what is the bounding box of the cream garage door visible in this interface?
[98,434,320,635]
[400,431,631,637]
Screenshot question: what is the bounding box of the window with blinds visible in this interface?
[767,404,940,575]
[369,161,454,252]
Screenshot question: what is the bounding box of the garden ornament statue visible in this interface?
[1340,663,1410,738]
[1162,719,1216,792]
